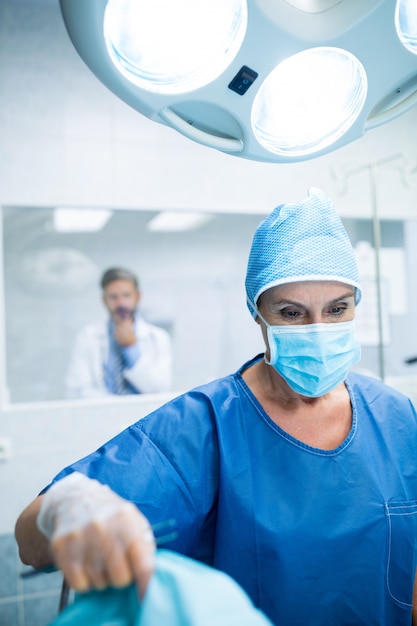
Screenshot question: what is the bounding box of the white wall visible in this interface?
[1,0,417,536]
[0,393,176,534]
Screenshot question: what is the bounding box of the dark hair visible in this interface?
[100,267,139,290]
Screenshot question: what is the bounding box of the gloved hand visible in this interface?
[37,472,155,595]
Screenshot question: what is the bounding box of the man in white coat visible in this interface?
[65,267,173,398]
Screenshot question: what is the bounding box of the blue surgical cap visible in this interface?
[245,187,362,318]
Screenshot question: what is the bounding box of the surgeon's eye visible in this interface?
[278,307,304,320]
[327,303,350,318]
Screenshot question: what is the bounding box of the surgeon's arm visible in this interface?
[15,473,155,595]
[15,496,53,568]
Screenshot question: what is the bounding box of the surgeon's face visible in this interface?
[257,280,355,329]
[102,279,140,320]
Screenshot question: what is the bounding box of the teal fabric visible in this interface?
[49,549,273,626]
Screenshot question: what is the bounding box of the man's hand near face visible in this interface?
[113,307,137,347]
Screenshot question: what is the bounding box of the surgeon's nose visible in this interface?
[310,312,326,324]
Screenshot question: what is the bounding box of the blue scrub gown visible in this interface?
[48,355,417,625]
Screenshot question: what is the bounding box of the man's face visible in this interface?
[102,279,140,320]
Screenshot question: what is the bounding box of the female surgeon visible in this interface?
[15,188,417,625]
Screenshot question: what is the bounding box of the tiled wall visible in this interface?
[0,533,64,626]
[0,394,171,625]
[4,0,417,222]
[0,0,334,220]
[0,395,172,536]
[0,396,171,626]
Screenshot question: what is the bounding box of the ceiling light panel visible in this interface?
[53,208,113,232]
[147,211,213,232]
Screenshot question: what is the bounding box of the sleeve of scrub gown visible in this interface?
[42,390,220,564]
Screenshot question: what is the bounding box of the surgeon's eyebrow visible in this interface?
[327,292,356,305]
[272,291,355,308]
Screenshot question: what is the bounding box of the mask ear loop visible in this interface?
[255,309,269,328]
[249,301,275,366]
[246,295,269,327]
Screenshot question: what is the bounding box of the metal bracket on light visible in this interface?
[59,0,417,164]
[366,74,417,130]
[158,108,244,153]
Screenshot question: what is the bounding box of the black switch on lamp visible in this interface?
[228,66,258,95]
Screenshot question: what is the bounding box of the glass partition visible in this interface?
[1,205,417,405]
[1,206,264,403]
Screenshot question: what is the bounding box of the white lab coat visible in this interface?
[65,316,173,398]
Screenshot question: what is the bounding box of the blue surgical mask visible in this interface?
[260,318,361,397]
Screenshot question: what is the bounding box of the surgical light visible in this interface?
[59,0,417,163]
[103,0,247,94]
[395,0,417,55]
[251,48,367,158]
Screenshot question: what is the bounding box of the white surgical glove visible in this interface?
[36,472,155,593]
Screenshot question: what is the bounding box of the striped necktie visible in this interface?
[113,346,130,395]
